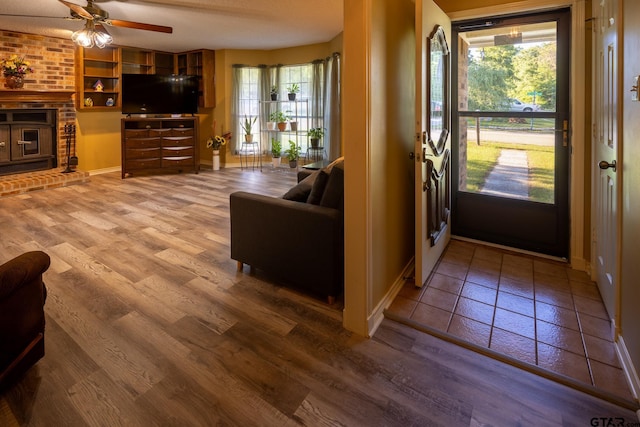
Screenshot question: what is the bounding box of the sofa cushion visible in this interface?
[306,170,330,205]
[282,170,319,202]
[320,162,344,210]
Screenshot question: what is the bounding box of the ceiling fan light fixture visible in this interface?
[94,26,113,48]
[71,20,113,49]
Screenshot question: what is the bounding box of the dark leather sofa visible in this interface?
[0,251,50,390]
[230,158,344,303]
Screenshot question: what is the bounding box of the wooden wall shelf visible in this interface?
[0,90,75,104]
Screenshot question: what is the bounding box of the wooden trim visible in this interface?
[0,90,75,104]
[0,333,43,384]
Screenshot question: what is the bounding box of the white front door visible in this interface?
[415,0,451,287]
[593,0,620,328]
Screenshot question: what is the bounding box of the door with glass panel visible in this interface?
[451,9,570,258]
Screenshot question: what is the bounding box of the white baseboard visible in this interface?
[616,335,640,402]
[367,258,415,337]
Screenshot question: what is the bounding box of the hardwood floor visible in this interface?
[1,168,638,426]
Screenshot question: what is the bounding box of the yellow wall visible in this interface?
[342,0,416,335]
[370,0,416,307]
[76,111,122,172]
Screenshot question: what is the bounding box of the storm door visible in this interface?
[451,8,571,257]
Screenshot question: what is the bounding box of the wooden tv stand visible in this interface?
[121,117,199,179]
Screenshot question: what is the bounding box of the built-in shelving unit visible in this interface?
[75,46,211,111]
[176,50,215,108]
[121,48,153,75]
[76,45,120,110]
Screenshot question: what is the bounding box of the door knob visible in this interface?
[598,160,617,171]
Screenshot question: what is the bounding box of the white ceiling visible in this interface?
[0,0,344,52]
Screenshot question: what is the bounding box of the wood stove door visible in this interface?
[0,125,9,163]
[10,125,53,161]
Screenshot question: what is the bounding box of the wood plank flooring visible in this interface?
[1,168,638,426]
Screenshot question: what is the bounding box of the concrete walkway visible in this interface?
[480,149,529,199]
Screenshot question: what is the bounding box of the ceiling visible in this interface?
[0,0,344,52]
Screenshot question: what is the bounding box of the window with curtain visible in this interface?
[234,67,262,153]
[232,56,341,160]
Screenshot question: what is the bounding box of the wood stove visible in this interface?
[0,109,56,176]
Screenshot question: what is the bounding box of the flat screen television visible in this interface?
[121,74,200,115]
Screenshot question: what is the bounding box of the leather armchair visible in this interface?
[0,251,50,391]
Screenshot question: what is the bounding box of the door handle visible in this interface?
[598,160,617,171]
[17,140,32,145]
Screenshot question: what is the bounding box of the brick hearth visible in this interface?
[0,168,89,198]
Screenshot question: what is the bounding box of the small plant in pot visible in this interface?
[271,138,282,167]
[267,111,279,130]
[285,140,300,168]
[308,127,325,148]
[287,83,300,101]
[286,110,298,131]
[270,85,278,101]
[272,110,288,131]
[241,115,257,142]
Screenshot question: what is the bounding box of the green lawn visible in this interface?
[464,141,555,204]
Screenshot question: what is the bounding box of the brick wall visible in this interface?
[1,30,76,168]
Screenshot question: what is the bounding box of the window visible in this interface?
[232,62,325,157]
[236,67,262,145]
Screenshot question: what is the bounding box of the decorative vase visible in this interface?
[5,75,24,89]
[289,121,298,132]
[271,93,278,101]
[272,157,281,167]
[288,93,296,101]
[289,159,297,168]
[212,150,220,171]
[267,122,276,131]
[244,134,253,143]
[310,138,320,148]
[277,122,287,132]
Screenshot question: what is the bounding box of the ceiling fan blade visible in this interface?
[58,0,94,20]
[0,13,72,19]
[106,19,173,34]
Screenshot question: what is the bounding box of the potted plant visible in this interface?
[267,111,278,130]
[241,115,257,142]
[206,134,227,171]
[270,85,278,101]
[272,110,288,131]
[286,110,298,131]
[308,127,325,148]
[271,138,282,167]
[287,83,300,101]
[285,140,300,168]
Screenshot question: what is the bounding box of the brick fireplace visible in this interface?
[0,30,89,196]
[0,91,76,174]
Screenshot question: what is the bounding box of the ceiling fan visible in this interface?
[0,0,172,47]
[58,0,172,34]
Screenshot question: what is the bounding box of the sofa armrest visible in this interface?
[230,191,343,296]
[0,251,50,299]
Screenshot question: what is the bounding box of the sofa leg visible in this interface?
[327,296,336,305]
[237,261,243,272]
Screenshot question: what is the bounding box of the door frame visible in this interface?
[446,0,588,269]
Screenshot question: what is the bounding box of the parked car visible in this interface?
[508,98,540,112]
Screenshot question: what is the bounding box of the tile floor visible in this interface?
[387,239,635,402]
